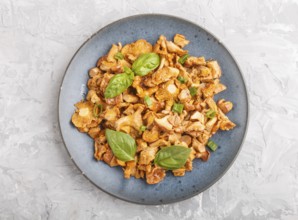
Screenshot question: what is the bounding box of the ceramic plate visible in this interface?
[58,14,249,205]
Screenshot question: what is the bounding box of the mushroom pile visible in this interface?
[71,34,236,184]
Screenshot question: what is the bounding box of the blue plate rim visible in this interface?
[58,13,250,205]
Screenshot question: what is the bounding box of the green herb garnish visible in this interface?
[93,104,103,117]
[144,95,152,107]
[172,103,184,114]
[177,76,187,84]
[154,146,191,170]
[140,125,147,132]
[114,52,124,60]
[189,87,197,97]
[178,54,190,65]
[132,53,160,76]
[104,67,134,98]
[207,140,218,151]
[105,129,137,161]
[206,109,216,119]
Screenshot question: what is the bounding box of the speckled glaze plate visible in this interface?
[58,14,248,205]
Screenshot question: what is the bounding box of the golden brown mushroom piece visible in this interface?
[202,83,216,98]
[115,106,144,132]
[88,127,101,139]
[106,44,119,62]
[102,147,114,165]
[165,41,188,56]
[168,114,182,127]
[124,160,137,179]
[103,107,120,121]
[151,66,179,86]
[180,135,192,146]
[146,167,166,184]
[168,133,182,144]
[190,111,205,124]
[214,83,227,94]
[136,139,148,153]
[71,101,99,132]
[205,117,218,132]
[173,34,190,48]
[142,126,159,143]
[121,39,152,61]
[94,134,107,161]
[89,67,101,78]
[217,99,233,114]
[205,97,218,112]
[139,147,158,165]
[184,56,206,67]
[87,73,102,91]
[123,93,139,103]
[186,121,205,132]
[105,94,123,106]
[155,81,179,102]
[149,139,170,148]
[98,59,117,72]
[207,60,222,78]
[192,138,206,153]
[172,168,186,177]
[217,108,236,130]
[86,90,101,104]
[197,66,212,80]
[154,115,173,131]
[97,72,114,96]
[178,88,192,103]
[153,35,168,55]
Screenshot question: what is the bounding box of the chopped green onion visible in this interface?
[114,52,124,60]
[93,104,103,117]
[144,95,152,107]
[207,140,218,151]
[172,103,184,114]
[140,125,147,132]
[178,54,190,65]
[177,76,187,84]
[206,109,216,119]
[189,87,197,97]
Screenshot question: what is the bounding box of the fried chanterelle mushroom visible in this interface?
[71,34,236,184]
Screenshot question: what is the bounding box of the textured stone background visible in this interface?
[1,0,298,219]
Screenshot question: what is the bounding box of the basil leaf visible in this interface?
[105,129,137,162]
[132,53,160,76]
[154,145,191,170]
[123,66,134,80]
[178,54,190,65]
[104,67,134,98]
